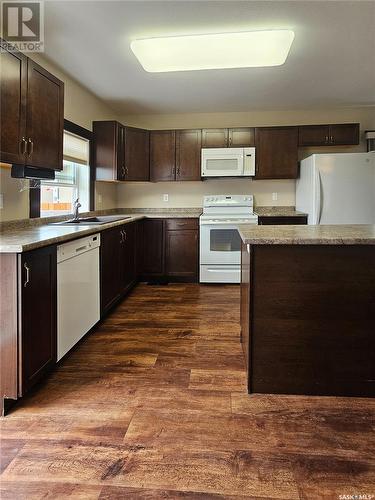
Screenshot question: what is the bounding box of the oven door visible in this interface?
[200,223,242,265]
[201,148,244,177]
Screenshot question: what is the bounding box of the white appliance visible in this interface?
[201,147,256,177]
[200,195,258,283]
[296,153,375,225]
[57,234,100,361]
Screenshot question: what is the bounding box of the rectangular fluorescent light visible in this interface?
[131,30,295,73]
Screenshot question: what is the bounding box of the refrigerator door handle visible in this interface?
[314,168,321,224]
[317,170,324,224]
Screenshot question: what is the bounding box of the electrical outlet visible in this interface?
[97,194,102,206]
[272,192,278,201]
[163,194,169,202]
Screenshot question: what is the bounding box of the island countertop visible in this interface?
[239,224,375,245]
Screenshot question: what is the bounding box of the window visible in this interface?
[40,130,90,217]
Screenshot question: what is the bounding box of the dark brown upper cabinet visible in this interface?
[26,60,64,171]
[202,128,255,148]
[0,42,64,171]
[255,127,299,179]
[298,123,360,147]
[202,129,228,148]
[150,130,176,181]
[228,128,255,147]
[0,46,27,165]
[176,129,202,181]
[124,127,150,181]
[93,121,149,182]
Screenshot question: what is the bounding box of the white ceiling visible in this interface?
[44,0,375,115]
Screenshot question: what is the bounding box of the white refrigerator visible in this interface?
[296,153,375,225]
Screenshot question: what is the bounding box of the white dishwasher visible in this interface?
[57,233,100,361]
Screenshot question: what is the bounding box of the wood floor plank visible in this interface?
[0,481,102,499]
[1,283,374,498]
[189,369,247,392]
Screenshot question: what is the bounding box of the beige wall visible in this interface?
[118,106,375,208]
[0,54,119,222]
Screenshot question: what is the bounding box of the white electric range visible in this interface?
[199,195,258,283]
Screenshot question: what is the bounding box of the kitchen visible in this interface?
[1,1,375,498]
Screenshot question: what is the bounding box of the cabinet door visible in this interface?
[26,59,64,171]
[150,131,176,181]
[255,127,298,179]
[258,215,307,225]
[125,127,150,181]
[176,129,201,181]
[165,228,198,281]
[228,128,255,147]
[298,125,330,146]
[329,123,360,145]
[101,226,122,314]
[117,125,126,180]
[20,246,56,395]
[141,219,164,276]
[202,129,228,148]
[0,45,27,165]
[121,222,137,290]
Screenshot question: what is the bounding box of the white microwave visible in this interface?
[201,147,256,177]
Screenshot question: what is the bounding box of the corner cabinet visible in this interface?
[0,245,57,415]
[255,127,299,179]
[298,123,359,147]
[0,41,64,171]
[93,121,149,182]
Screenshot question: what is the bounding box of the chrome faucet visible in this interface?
[72,198,82,221]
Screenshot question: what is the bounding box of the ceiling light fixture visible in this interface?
[131,30,295,73]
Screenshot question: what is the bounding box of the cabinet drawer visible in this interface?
[165,218,198,230]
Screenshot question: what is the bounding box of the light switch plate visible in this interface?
[272,192,278,201]
[163,194,169,202]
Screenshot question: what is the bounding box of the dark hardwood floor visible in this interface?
[1,284,374,499]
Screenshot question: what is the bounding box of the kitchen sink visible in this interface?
[51,215,132,226]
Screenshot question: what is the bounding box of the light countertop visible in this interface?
[239,224,375,245]
[0,209,202,253]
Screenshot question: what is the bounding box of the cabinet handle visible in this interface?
[325,135,329,143]
[330,135,333,143]
[120,230,124,243]
[123,230,127,241]
[229,135,232,146]
[125,167,129,176]
[19,137,27,155]
[176,166,180,177]
[23,262,30,287]
[27,138,34,157]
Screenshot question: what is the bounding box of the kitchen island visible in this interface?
[239,224,375,397]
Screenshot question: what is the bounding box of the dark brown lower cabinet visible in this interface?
[165,219,199,282]
[258,215,308,225]
[100,222,138,315]
[0,245,57,415]
[139,218,199,282]
[138,219,165,280]
[20,246,57,394]
[241,243,375,397]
